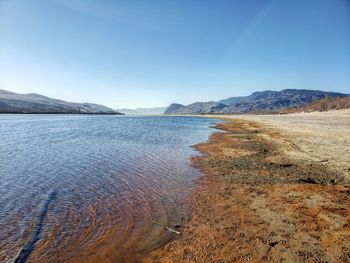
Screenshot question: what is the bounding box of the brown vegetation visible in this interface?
[280,96,350,113]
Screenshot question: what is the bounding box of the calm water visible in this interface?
[0,115,218,262]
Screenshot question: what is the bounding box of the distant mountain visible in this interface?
[168,101,217,114]
[164,89,349,114]
[163,103,185,114]
[163,102,218,115]
[221,89,349,113]
[118,107,166,115]
[217,96,246,106]
[0,89,123,114]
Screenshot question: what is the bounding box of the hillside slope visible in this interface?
[118,107,166,115]
[164,89,349,114]
[220,89,348,113]
[163,103,185,114]
[0,89,122,114]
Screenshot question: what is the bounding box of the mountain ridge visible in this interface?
[164,89,349,114]
[0,89,123,114]
[118,107,166,115]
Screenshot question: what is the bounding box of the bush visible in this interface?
[280,96,350,113]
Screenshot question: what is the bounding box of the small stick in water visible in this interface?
[152,220,181,235]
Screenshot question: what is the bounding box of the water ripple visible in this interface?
[0,115,218,262]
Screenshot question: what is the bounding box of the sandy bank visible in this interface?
[221,110,350,182]
[145,110,350,262]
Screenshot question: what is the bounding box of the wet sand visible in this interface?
[145,110,350,262]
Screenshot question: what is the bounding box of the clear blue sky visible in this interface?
[1,0,349,108]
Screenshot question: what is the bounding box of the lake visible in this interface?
[0,115,218,262]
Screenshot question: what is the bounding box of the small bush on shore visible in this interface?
[280,96,350,113]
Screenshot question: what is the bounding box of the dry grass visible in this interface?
[281,96,350,113]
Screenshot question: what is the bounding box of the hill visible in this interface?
[280,96,350,113]
[118,107,166,115]
[163,103,185,114]
[164,89,349,114]
[0,89,123,114]
[217,96,246,106]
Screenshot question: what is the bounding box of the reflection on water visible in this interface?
[0,115,217,262]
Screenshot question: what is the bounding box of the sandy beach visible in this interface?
[145,110,350,262]
[226,110,350,182]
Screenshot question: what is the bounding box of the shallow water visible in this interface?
[0,115,217,262]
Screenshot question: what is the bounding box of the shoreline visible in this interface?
[145,111,350,262]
